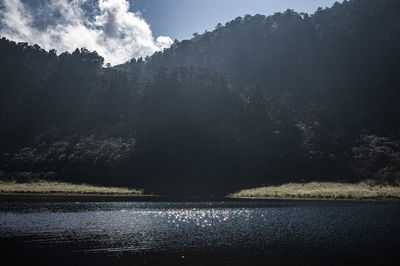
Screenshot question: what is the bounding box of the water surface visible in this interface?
[0,200,399,265]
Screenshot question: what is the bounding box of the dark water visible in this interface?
[0,200,400,265]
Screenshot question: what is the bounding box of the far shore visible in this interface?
[228,181,400,201]
[0,180,148,199]
[2,179,400,202]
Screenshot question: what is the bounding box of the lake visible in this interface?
[0,199,399,265]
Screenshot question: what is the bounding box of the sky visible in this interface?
[131,0,340,41]
[0,0,340,65]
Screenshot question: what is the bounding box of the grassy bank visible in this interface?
[228,181,400,200]
[0,180,144,196]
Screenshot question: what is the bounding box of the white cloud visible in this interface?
[0,0,173,65]
[156,36,174,50]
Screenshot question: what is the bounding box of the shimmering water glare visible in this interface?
[0,201,400,264]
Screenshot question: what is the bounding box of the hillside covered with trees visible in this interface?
[1,0,400,193]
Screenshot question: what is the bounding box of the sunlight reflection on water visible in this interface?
[0,201,399,255]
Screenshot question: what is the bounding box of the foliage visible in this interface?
[0,179,143,196]
[352,134,400,184]
[1,0,400,193]
[229,181,400,200]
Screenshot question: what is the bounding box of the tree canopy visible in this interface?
[1,0,400,193]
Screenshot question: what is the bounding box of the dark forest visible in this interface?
[1,0,400,194]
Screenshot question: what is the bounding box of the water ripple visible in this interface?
[0,201,399,256]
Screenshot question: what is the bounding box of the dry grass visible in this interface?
[229,181,400,200]
[0,180,144,196]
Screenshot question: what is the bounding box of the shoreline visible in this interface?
[229,181,400,201]
[1,180,400,202]
[0,193,156,202]
[227,195,400,202]
[1,192,399,203]
[0,179,148,201]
